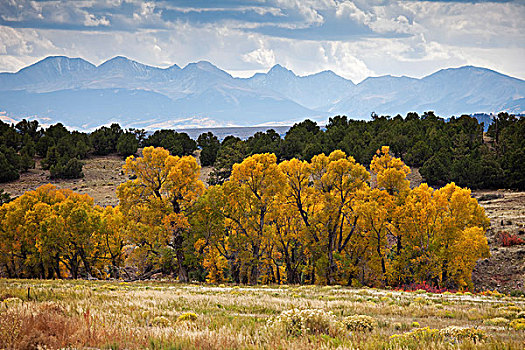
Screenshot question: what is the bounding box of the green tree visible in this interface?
[50,157,84,179]
[145,130,197,156]
[91,124,122,155]
[197,132,220,166]
[0,146,21,182]
[208,140,246,185]
[117,132,139,157]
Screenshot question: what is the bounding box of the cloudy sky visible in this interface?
[0,0,524,83]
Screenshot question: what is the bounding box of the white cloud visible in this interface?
[0,25,58,70]
[335,1,371,24]
[274,0,325,26]
[0,0,523,82]
[83,13,110,27]
[242,47,276,67]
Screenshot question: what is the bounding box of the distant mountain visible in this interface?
[329,66,525,117]
[244,64,355,109]
[0,56,523,129]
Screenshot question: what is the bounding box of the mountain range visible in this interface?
[0,56,524,130]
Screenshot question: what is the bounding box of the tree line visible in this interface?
[1,111,523,189]
[0,146,490,290]
[0,120,198,181]
[204,112,524,190]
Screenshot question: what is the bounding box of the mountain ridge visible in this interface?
[0,56,523,130]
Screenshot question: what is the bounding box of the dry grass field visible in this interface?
[1,279,525,349]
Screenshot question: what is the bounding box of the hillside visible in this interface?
[1,56,524,129]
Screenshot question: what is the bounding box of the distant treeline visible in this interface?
[0,111,523,189]
[201,111,524,190]
[0,121,196,182]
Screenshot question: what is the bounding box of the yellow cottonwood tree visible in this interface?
[278,158,316,283]
[0,146,491,289]
[353,188,394,286]
[117,146,204,281]
[371,146,411,196]
[53,191,101,278]
[0,184,101,279]
[269,197,308,284]
[93,206,127,279]
[219,153,284,284]
[280,151,370,284]
[309,151,370,284]
[391,182,490,289]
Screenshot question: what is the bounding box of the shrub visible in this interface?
[439,326,487,343]
[398,281,453,294]
[483,317,509,326]
[0,303,103,349]
[390,327,440,342]
[343,315,377,332]
[152,316,171,327]
[2,297,23,308]
[391,326,487,345]
[177,312,197,322]
[50,157,84,179]
[477,193,504,202]
[497,231,525,247]
[0,189,11,205]
[509,319,525,330]
[267,308,340,337]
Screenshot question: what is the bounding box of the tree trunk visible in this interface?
[70,253,79,279]
[175,244,189,282]
[274,262,281,285]
[376,232,386,285]
[229,256,240,284]
[111,257,120,279]
[286,262,295,284]
[54,254,62,279]
[249,244,260,285]
[173,232,190,283]
[79,248,92,278]
[310,257,316,284]
[327,231,337,285]
[3,263,13,278]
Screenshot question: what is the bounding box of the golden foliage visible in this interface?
[0,146,490,289]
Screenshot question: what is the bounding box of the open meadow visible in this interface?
[1,279,524,349]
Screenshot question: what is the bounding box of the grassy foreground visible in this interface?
[0,280,524,349]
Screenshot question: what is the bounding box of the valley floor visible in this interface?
[1,280,524,349]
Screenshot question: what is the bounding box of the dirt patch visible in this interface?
[472,190,525,293]
[0,155,127,207]
[0,154,214,206]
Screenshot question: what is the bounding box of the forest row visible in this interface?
[0,111,523,190]
[0,146,489,290]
